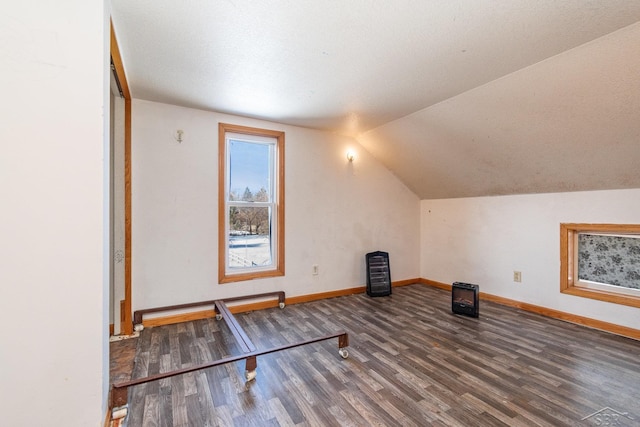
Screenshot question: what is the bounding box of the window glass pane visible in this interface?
[219,123,284,283]
[228,139,272,201]
[578,233,640,289]
[228,206,272,268]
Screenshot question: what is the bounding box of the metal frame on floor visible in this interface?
[111,291,349,408]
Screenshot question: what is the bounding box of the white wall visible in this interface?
[421,189,640,330]
[0,1,107,426]
[111,94,126,334]
[131,100,420,311]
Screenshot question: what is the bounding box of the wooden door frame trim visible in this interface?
[110,20,133,335]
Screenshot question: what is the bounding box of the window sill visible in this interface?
[561,285,640,308]
[219,267,285,284]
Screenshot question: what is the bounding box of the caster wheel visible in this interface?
[133,324,144,332]
[245,370,257,381]
[112,405,128,420]
[339,348,349,359]
[279,302,285,309]
[215,314,222,321]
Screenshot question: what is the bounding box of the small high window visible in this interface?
[218,123,285,283]
[560,223,640,308]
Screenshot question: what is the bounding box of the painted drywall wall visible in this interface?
[0,1,107,426]
[421,189,640,330]
[131,100,420,311]
[111,94,126,334]
[358,22,640,200]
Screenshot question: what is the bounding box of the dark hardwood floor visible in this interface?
[110,335,138,385]
[118,285,640,426]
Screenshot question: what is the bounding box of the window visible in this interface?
[560,223,640,308]
[218,123,284,283]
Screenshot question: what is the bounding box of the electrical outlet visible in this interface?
[513,271,522,282]
[312,264,319,275]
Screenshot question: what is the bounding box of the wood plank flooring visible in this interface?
[120,285,640,426]
[110,336,138,385]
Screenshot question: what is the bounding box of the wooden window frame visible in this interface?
[218,123,285,284]
[560,223,640,308]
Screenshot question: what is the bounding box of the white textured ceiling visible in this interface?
[111,1,640,199]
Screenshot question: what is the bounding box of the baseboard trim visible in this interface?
[417,278,452,291]
[139,278,639,340]
[141,279,420,328]
[143,309,218,328]
[393,278,421,288]
[285,286,365,305]
[419,278,640,341]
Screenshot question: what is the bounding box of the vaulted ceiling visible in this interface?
[110,1,640,199]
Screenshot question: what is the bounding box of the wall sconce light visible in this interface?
[346,150,355,162]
